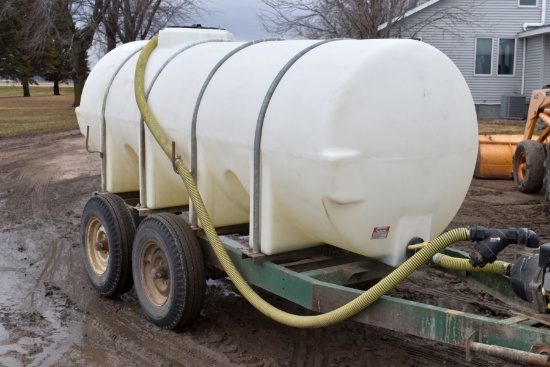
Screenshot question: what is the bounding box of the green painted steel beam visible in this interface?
[222,243,317,309]
[330,289,550,351]
[208,236,550,353]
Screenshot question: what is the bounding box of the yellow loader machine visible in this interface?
[476,88,550,198]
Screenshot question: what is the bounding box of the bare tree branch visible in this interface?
[259,0,484,39]
[96,0,210,48]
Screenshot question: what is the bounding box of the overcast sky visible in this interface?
[192,0,273,41]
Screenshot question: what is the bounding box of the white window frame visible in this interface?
[474,37,494,76]
[518,0,537,7]
[497,38,517,77]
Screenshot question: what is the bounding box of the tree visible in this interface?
[18,0,109,104]
[39,0,207,105]
[0,0,40,96]
[42,38,72,95]
[0,0,28,84]
[259,0,481,40]
[60,0,109,106]
[20,0,73,96]
[4,0,208,105]
[2,0,75,98]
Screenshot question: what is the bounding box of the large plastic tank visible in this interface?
[76,27,478,266]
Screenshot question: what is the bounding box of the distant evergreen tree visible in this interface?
[42,40,71,95]
[0,0,35,96]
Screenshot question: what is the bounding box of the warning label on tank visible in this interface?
[371,226,390,239]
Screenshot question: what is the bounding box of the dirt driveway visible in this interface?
[0,131,547,366]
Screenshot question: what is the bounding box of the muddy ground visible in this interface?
[1,131,549,367]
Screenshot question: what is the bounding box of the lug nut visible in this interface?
[151,265,169,280]
[95,239,109,252]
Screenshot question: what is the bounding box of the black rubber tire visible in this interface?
[544,144,550,207]
[513,140,545,193]
[81,194,136,296]
[132,213,205,330]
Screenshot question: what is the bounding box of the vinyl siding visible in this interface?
[400,0,547,104]
[525,36,544,95]
[544,36,550,86]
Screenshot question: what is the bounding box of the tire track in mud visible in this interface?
[27,164,54,223]
[12,152,63,307]
[78,296,236,367]
[0,133,90,367]
[290,329,329,367]
[0,132,46,153]
[12,136,91,305]
[0,168,26,232]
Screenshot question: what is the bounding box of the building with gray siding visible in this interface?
[384,0,550,118]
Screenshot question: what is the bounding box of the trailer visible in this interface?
[77,26,550,365]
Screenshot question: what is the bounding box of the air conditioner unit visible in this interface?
[500,95,526,119]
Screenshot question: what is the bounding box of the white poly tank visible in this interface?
[76,27,478,267]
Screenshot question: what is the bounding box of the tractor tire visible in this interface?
[544,145,550,206]
[513,140,545,193]
[81,194,136,296]
[132,213,205,330]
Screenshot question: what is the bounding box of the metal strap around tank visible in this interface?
[252,39,343,253]
[137,39,229,208]
[189,38,282,227]
[101,47,145,192]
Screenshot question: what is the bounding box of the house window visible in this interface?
[475,38,493,75]
[519,0,537,6]
[498,39,515,75]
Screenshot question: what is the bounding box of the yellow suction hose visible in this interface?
[433,253,510,275]
[135,36,472,328]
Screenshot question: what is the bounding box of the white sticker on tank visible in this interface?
[371,226,390,240]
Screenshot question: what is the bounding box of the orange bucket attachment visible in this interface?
[474,134,523,179]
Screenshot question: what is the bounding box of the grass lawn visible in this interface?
[0,86,78,138]
[478,121,525,135]
[0,85,74,97]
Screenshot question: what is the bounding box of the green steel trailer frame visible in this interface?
[199,233,550,366]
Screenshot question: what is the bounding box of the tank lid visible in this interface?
[158,27,233,48]
[167,24,225,30]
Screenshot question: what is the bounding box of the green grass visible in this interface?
[478,122,525,135]
[0,108,77,137]
[0,85,74,97]
[0,86,78,137]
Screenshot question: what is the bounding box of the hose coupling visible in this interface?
[469,227,538,268]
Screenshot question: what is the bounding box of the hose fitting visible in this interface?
[432,253,511,276]
[469,227,538,267]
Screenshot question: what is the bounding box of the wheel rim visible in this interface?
[86,217,109,275]
[517,151,526,181]
[141,242,170,307]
